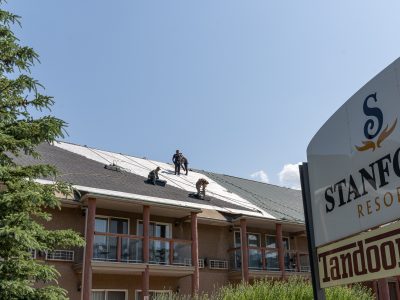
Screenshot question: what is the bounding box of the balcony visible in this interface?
[149,237,192,266]
[91,232,194,276]
[228,247,310,277]
[93,232,143,263]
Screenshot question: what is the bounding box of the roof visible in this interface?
[197,171,304,222]
[11,143,261,215]
[11,142,304,222]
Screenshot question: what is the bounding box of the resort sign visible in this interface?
[307,58,400,247]
[301,57,400,296]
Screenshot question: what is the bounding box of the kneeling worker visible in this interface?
[148,167,166,186]
[196,178,209,199]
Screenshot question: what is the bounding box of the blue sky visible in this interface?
[7,1,400,188]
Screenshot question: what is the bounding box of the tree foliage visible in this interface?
[0,2,84,299]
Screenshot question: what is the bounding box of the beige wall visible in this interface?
[198,224,230,260]
[35,206,85,300]
[54,262,82,300]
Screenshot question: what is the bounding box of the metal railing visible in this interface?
[93,233,192,266]
[227,247,310,272]
[149,237,192,266]
[93,232,143,263]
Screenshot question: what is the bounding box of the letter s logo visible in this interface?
[363,93,383,140]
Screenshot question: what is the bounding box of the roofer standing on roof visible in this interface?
[181,154,189,175]
[196,178,209,199]
[172,150,182,175]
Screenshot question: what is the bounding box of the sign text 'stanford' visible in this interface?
[324,146,400,213]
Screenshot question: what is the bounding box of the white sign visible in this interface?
[307,57,400,247]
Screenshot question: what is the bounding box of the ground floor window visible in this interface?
[92,289,127,300]
[135,290,172,300]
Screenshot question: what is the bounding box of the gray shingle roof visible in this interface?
[11,143,253,212]
[11,143,305,222]
[196,171,304,222]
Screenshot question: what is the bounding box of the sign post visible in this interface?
[299,163,326,300]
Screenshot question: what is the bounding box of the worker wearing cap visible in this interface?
[148,167,161,185]
[196,178,209,199]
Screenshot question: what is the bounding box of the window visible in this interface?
[234,231,261,269]
[137,221,171,238]
[247,233,261,269]
[94,217,129,261]
[233,231,261,247]
[265,235,290,271]
[265,235,290,250]
[135,290,171,300]
[92,290,127,300]
[95,217,129,235]
[46,250,74,262]
[138,221,172,264]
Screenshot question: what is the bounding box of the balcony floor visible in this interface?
[92,261,147,275]
[82,260,195,277]
[228,269,311,281]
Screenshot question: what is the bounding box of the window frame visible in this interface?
[136,220,172,238]
[233,231,261,247]
[92,289,128,300]
[95,215,130,235]
[265,234,290,250]
[135,289,172,300]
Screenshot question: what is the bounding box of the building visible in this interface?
[14,142,310,300]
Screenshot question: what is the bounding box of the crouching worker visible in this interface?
[147,167,167,186]
[196,178,209,199]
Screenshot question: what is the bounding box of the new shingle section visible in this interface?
[197,171,305,222]
[11,143,253,212]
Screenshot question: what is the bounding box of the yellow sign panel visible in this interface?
[317,220,400,288]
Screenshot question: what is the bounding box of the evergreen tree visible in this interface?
[0,2,84,299]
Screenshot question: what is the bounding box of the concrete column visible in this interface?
[141,266,149,300]
[240,218,249,282]
[377,278,390,300]
[82,197,96,300]
[142,205,150,300]
[191,212,199,296]
[276,223,285,278]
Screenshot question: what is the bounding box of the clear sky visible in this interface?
[7,1,400,188]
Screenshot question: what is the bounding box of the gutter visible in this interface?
[232,214,305,226]
[80,192,202,213]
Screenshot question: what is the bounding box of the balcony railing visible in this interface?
[93,233,192,266]
[149,237,192,266]
[228,247,310,272]
[93,232,143,263]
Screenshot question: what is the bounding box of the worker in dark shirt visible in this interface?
[196,178,209,199]
[181,155,189,175]
[148,167,161,185]
[172,150,182,175]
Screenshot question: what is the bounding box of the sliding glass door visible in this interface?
[93,217,128,261]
